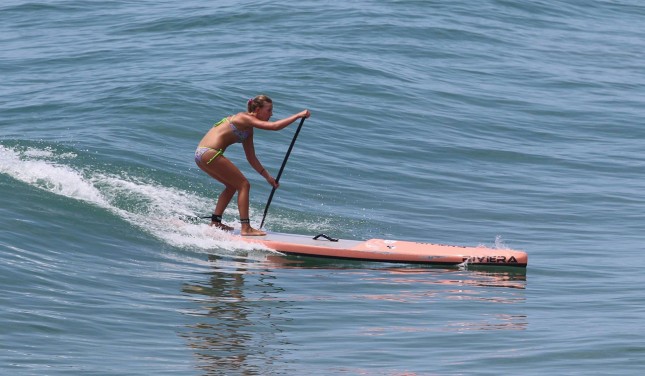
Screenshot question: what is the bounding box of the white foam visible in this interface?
[0,145,108,206]
[494,235,509,250]
[0,145,271,256]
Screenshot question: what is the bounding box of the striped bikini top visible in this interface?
[214,115,250,143]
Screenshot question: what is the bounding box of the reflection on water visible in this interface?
[180,253,527,374]
[180,255,295,375]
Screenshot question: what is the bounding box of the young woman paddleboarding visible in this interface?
[195,95,310,236]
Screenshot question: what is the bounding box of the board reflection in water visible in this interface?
[180,254,527,374]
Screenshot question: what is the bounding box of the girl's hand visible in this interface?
[299,109,311,119]
[266,175,279,188]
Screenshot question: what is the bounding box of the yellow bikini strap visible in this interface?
[213,117,228,127]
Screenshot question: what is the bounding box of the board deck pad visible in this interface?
[239,232,527,267]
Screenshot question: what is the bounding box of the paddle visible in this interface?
[259,116,306,229]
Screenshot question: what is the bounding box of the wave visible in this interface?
[0,143,273,254]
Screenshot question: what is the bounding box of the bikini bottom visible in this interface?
[195,146,224,165]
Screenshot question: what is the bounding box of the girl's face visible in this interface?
[256,103,273,121]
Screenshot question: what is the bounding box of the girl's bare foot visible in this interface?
[210,221,234,232]
[241,226,266,236]
[239,219,265,236]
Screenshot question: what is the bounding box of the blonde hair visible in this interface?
[247,95,272,113]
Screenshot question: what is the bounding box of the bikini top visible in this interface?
[214,115,251,143]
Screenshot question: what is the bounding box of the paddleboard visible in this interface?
[241,232,527,267]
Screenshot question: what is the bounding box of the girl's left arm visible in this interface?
[243,132,262,172]
[243,133,277,186]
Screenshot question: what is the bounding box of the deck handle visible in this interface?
[313,233,339,242]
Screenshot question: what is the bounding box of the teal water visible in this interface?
[2,1,645,374]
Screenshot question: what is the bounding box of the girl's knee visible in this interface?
[238,179,251,191]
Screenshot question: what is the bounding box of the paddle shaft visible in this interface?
[260,117,306,228]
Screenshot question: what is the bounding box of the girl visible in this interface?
[195,95,310,236]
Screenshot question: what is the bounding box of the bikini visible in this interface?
[194,115,251,165]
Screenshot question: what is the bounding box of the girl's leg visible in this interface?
[197,152,265,236]
[215,185,236,216]
[207,185,235,231]
[232,182,265,236]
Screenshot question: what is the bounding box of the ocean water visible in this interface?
[2,0,644,374]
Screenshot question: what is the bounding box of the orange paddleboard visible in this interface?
[243,232,527,267]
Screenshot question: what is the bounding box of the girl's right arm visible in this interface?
[242,110,310,131]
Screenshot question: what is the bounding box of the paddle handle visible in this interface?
[260,116,306,228]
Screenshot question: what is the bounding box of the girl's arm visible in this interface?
[243,134,278,187]
[238,110,309,131]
